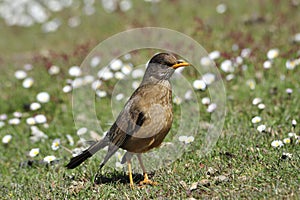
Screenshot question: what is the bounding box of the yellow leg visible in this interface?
[127,161,134,188]
[137,154,158,186]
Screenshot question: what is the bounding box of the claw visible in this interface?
[138,173,158,186]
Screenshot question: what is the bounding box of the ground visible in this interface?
[0,0,299,199]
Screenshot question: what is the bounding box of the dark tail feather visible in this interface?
[66,137,109,169]
[66,149,93,169]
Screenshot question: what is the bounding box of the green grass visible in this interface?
[0,0,299,199]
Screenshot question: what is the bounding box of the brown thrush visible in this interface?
[66,53,189,188]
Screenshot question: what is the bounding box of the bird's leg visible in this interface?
[127,160,134,188]
[137,154,158,186]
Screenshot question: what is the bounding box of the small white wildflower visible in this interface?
[51,139,60,150]
[121,64,133,75]
[283,138,291,144]
[220,60,234,73]
[216,3,227,14]
[201,97,211,105]
[241,48,251,58]
[202,73,216,85]
[15,70,27,80]
[8,118,21,125]
[286,60,296,70]
[267,49,279,59]
[209,51,221,60]
[200,57,213,67]
[178,135,194,144]
[22,77,34,88]
[251,116,261,124]
[184,90,193,100]
[173,96,182,105]
[286,88,293,94]
[34,114,47,124]
[68,66,82,77]
[91,80,102,90]
[66,134,74,146]
[263,60,272,69]
[207,103,217,113]
[252,98,262,105]
[43,155,56,163]
[96,90,107,98]
[116,93,125,101]
[257,124,266,132]
[0,114,7,121]
[235,56,243,65]
[110,59,123,71]
[77,127,88,136]
[26,117,36,125]
[131,69,144,79]
[292,119,297,126]
[288,132,297,138]
[29,148,40,157]
[2,135,12,144]
[24,64,33,71]
[132,81,140,89]
[13,112,22,118]
[90,56,101,68]
[36,92,50,103]
[72,78,84,88]
[0,121,5,128]
[99,70,114,80]
[282,152,292,159]
[226,74,235,81]
[114,71,125,80]
[193,80,206,90]
[271,140,283,148]
[30,102,41,111]
[246,79,256,90]
[258,103,265,110]
[48,65,60,75]
[62,85,72,93]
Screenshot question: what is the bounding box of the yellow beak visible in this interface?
[172,62,190,69]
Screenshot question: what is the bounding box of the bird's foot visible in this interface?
[138,178,158,187]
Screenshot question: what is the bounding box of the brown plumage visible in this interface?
[66,53,189,187]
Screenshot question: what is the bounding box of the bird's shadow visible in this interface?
[94,171,155,185]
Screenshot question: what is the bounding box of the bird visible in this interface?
[66,52,190,188]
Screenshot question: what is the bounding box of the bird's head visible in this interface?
[143,53,190,83]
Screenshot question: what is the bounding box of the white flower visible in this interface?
[13,112,22,118]
[68,66,82,77]
[286,88,293,94]
[0,114,7,121]
[30,126,48,142]
[292,119,297,126]
[235,56,243,65]
[258,103,265,110]
[179,135,194,144]
[285,60,296,70]
[48,65,60,75]
[98,69,114,80]
[62,85,72,93]
[29,148,40,157]
[184,90,193,100]
[24,64,33,71]
[288,132,297,138]
[96,90,107,98]
[71,78,84,88]
[193,80,206,90]
[271,140,283,148]
[2,135,12,144]
[84,75,95,84]
[116,93,125,101]
[30,102,41,111]
[77,127,88,136]
[8,118,21,125]
[293,33,300,42]
[201,97,210,105]
[216,3,227,14]
[26,117,36,125]
[90,56,101,68]
[263,60,272,69]
[200,56,213,67]
[15,70,27,80]
[43,155,56,163]
[173,96,183,105]
[226,74,235,81]
[246,79,256,90]
[209,51,221,60]
[34,114,47,124]
[283,138,291,144]
[121,64,133,75]
[0,121,5,128]
[251,116,261,124]
[123,53,131,60]
[241,48,251,58]
[66,134,74,146]
[202,73,216,85]
[132,81,140,90]
[22,77,34,88]
[207,103,217,113]
[114,72,125,80]
[51,139,60,150]
[267,49,279,60]
[36,92,50,103]
[257,124,266,132]
[110,59,123,71]
[120,0,132,12]
[220,60,234,73]
[131,69,144,79]
[252,98,262,105]
[91,80,102,90]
